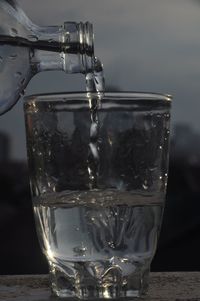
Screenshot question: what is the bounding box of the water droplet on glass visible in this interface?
[14,71,22,78]
[11,28,18,35]
[9,54,17,60]
[149,167,157,172]
[28,35,39,42]
[21,78,26,85]
[20,89,25,96]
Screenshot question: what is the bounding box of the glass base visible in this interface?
[49,260,149,299]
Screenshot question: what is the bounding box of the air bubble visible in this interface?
[108,241,115,249]
[91,198,96,204]
[73,245,87,256]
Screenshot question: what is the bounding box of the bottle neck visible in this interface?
[30,22,94,74]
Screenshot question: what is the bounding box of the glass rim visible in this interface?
[24,91,172,103]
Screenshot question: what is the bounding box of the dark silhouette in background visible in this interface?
[153,125,200,271]
[1,125,200,274]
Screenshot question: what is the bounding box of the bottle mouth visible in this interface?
[63,22,94,73]
[78,22,94,56]
[78,22,94,73]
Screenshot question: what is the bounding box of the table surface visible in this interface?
[0,272,200,301]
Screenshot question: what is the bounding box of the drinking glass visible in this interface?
[24,92,172,299]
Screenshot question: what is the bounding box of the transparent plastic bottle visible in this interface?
[0,0,94,114]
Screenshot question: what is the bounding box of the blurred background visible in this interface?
[1,0,200,274]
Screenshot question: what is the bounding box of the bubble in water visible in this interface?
[91,198,96,204]
[73,244,87,256]
[149,167,157,172]
[90,122,98,138]
[123,279,128,285]
[89,142,99,161]
[143,180,148,190]
[108,241,115,249]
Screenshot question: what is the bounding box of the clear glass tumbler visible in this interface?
[24,92,172,299]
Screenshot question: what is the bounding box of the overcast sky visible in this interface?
[1,0,200,159]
